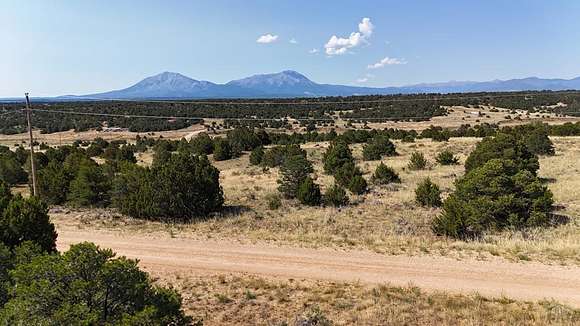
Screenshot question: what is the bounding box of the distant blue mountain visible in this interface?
[52,71,580,100]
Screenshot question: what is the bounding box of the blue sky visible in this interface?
[2,0,580,97]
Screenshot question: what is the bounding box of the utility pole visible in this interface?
[25,93,38,197]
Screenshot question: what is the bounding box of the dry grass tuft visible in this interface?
[152,273,580,325]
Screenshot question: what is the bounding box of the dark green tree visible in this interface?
[348,175,368,195]
[249,146,265,166]
[324,184,349,207]
[213,138,233,161]
[278,154,314,199]
[190,132,214,155]
[362,136,397,161]
[408,152,428,170]
[153,153,224,218]
[0,242,191,325]
[0,196,57,253]
[112,163,161,219]
[37,160,71,205]
[297,177,322,206]
[67,162,110,206]
[524,128,555,156]
[464,133,539,174]
[0,153,27,185]
[323,141,354,174]
[435,150,459,165]
[432,159,553,239]
[371,163,401,185]
[415,178,442,207]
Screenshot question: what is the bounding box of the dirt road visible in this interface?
[57,228,580,307]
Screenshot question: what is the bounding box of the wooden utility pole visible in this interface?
[25,93,38,196]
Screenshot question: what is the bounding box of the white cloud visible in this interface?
[367,56,406,69]
[356,73,374,83]
[358,18,374,38]
[308,48,319,54]
[289,38,298,44]
[256,34,278,44]
[324,17,374,56]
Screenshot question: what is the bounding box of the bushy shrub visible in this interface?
[420,126,450,142]
[112,163,161,219]
[37,161,71,205]
[153,153,224,218]
[262,144,306,168]
[0,242,191,325]
[249,146,265,165]
[362,136,397,161]
[113,153,224,220]
[297,177,322,206]
[278,155,313,199]
[464,133,538,174]
[435,150,459,165]
[227,127,261,153]
[0,195,57,253]
[67,161,110,206]
[408,152,428,170]
[323,141,353,174]
[102,145,136,163]
[190,132,214,155]
[0,153,27,185]
[348,175,368,195]
[432,159,553,239]
[295,306,333,326]
[265,193,282,210]
[415,178,442,207]
[371,163,401,185]
[213,138,233,161]
[524,129,555,156]
[324,184,349,207]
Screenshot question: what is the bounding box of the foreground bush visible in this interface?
[464,133,538,174]
[113,153,224,219]
[0,242,191,325]
[432,159,553,239]
[371,163,400,185]
[415,178,442,207]
[0,189,57,253]
[324,184,349,207]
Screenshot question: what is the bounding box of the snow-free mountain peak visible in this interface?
[76,70,580,99]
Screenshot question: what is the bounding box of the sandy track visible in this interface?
[57,228,580,307]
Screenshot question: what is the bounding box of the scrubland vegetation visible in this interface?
[2,93,580,323]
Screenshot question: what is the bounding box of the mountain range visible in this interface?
[40,70,580,100]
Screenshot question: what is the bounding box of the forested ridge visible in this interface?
[1,90,579,134]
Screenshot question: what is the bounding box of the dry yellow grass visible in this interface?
[151,273,580,325]
[51,136,580,265]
